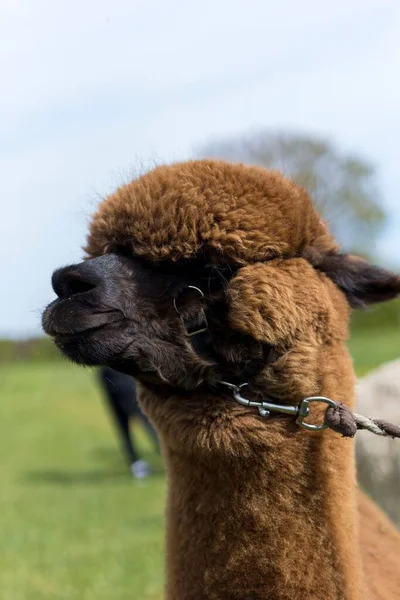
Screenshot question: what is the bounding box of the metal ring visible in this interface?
[173,285,205,315]
[219,381,247,392]
[296,396,337,431]
[188,285,205,297]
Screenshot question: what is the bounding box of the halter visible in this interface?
[173,286,208,337]
[173,286,400,439]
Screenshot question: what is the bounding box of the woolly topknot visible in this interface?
[85,159,337,264]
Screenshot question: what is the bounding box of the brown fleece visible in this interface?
[86,159,400,599]
[139,265,366,600]
[85,159,337,263]
[359,490,400,599]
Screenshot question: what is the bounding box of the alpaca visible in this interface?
[42,160,400,599]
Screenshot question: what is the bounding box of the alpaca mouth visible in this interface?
[52,323,107,340]
[42,300,120,338]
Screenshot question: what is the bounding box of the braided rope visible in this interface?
[324,402,400,439]
[219,381,400,438]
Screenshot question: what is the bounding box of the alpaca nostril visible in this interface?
[52,266,97,300]
[67,279,96,296]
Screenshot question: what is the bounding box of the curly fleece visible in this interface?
[85,159,338,263]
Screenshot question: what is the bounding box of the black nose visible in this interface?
[52,263,98,300]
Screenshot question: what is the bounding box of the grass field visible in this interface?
[0,329,398,599]
[0,363,165,600]
[347,328,400,376]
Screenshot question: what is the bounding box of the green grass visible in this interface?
[348,328,400,376]
[0,328,398,599]
[0,363,165,600]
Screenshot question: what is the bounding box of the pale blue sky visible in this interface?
[1,0,400,337]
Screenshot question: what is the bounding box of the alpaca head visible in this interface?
[43,160,400,396]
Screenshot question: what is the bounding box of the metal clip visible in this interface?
[219,382,299,418]
[219,382,337,432]
[295,396,337,431]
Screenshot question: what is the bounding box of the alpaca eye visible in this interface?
[113,245,134,259]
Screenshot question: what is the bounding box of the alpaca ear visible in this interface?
[318,254,400,308]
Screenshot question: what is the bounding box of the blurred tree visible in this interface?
[198,131,386,256]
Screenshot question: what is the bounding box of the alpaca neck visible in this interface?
[141,344,366,600]
[163,427,364,600]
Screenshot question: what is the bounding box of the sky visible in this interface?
[1,0,400,338]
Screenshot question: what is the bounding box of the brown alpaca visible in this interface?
[43,160,400,599]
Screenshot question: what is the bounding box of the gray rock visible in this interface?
[356,360,400,525]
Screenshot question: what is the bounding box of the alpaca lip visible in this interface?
[52,323,106,339]
[42,300,119,337]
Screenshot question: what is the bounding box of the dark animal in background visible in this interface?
[97,367,159,478]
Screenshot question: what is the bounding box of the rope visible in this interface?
[324,402,400,439]
[219,380,400,439]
